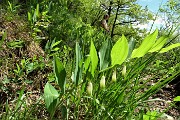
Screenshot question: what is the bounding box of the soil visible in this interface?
[150,76,180,119]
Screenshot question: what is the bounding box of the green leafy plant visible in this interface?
[6,39,24,48]
[44,56,66,119]
[12,57,46,83]
[27,3,51,42]
[45,38,62,55]
[27,4,40,27]
[43,29,180,119]
[143,111,158,120]
[7,1,20,13]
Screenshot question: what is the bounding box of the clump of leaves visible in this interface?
[44,29,180,119]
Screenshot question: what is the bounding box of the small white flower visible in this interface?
[122,65,126,76]
[112,69,116,82]
[100,76,105,89]
[87,82,93,96]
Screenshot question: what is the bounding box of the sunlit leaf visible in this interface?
[174,96,180,101]
[51,40,62,48]
[143,111,158,120]
[111,35,129,66]
[159,43,180,53]
[52,47,60,51]
[131,29,158,58]
[90,40,98,77]
[44,82,59,116]
[36,4,39,18]
[149,36,168,53]
[28,12,32,23]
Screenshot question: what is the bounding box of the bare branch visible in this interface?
[115,20,137,25]
[111,5,120,38]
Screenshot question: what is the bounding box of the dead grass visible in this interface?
[0,10,51,119]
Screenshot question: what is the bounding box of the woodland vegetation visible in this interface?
[0,0,180,119]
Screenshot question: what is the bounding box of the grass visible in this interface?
[0,1,180,120]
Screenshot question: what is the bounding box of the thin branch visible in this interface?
[107,1,113,17]
[115,20,137,25]
[111,5,120,38]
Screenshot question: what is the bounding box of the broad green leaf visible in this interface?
[53,56,66,94]
[149,36,168,53]
[174,96,180,101]
[111,35,129,66]
[143,115,149,120]
[90,40,98,77]
[44,82,59,116]
[98,39,112,70]
[159,43,180,53]
[131,29,158,58]
[73,42,82,86]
